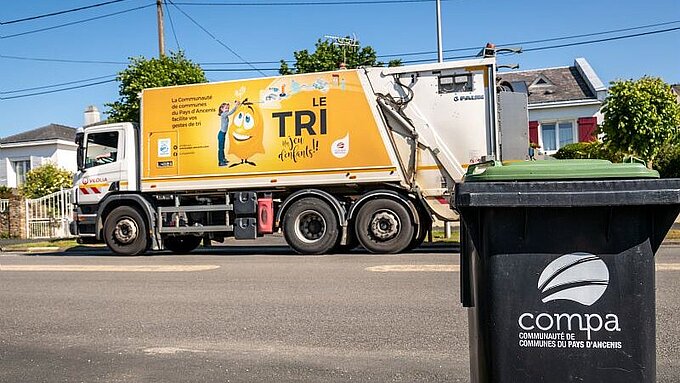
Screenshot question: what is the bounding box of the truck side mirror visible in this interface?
[75,132,86,172]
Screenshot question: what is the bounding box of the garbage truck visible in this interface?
[71,49,526,255]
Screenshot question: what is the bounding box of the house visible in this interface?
[0,124,77,188]
[672,84,680,104]
[498,58,607,155]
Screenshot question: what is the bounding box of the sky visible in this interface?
[1,0,679,138]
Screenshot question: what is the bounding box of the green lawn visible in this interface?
[1,239,79,250]
[431,229,460,243]
[1,228,678,251]
[666,229,680,240]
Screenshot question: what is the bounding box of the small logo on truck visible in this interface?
[331,134,349,158]
[158,138,171,158]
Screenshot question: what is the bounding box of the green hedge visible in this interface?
[653,143,680,178]
[553,141,624,162]
[0,185,13,199]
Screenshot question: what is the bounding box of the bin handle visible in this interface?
[465,160,501,177]
[623,156,645,165]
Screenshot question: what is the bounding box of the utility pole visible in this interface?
[436,0,443,63]
[156,0,165,57]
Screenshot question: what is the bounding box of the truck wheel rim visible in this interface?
[114,217,138,244]
[369,210,400,241]
[294,210,326,244]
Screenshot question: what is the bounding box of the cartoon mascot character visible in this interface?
[228,99,264,167]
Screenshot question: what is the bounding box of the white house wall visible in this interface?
[54,143,77,172]
[0,141,77,188]
[529,104,602,123]
[0,158,7,186]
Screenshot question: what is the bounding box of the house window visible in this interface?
[540,120,576,152]
[13,160,31,186]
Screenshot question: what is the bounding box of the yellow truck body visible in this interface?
[141,70,400,192]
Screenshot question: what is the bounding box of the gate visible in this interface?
[26,189,73,239]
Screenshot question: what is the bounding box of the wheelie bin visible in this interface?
[454,159,680,383]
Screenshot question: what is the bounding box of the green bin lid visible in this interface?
[464,159,659,182]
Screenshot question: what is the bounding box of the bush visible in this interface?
[0,185,14,198]
[653,143,680,178]
[21,163,73,199]
[553,141,624,162]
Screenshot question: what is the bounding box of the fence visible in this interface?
[25,189,73,239]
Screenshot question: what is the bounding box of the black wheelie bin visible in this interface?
[454,159,680,383]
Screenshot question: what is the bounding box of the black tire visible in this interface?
[164,235,202,254]
[103,206,148,256]
[355,198,414,254]
[283,197,340,255]
[407,213,432,251]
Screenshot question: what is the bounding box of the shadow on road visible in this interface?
[22,242,461,257]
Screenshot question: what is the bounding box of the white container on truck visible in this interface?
[72,51,525,255]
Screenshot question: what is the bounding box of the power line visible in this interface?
[0,3,155,39]
[174,0,450,6]
[201,60,291,65]
[0,79,117,101]
[1,75,117,95]
[166,0,266,76]
[0,0,131,25]
[164,0,182,51]
[4,22,679,100]
[378,19,680,59]
[0,52,295,66]
[0,54,128,65]
[204,68,279,72]
[522,25,680,53]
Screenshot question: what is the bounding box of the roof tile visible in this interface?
[499,66,596,104]
[1,124,76,144]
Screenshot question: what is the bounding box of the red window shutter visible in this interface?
[529,121,539,145]
[578,117,598,142]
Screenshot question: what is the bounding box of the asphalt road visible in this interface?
[0,244,678,383]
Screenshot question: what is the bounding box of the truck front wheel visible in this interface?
[355,199,414,254]
[283,197,340,255]
[104,206,148,256]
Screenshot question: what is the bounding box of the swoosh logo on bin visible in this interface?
[537,252,609,306]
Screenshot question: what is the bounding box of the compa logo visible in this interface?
[537,252,609,306]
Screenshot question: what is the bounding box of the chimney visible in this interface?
[84,105,101,126]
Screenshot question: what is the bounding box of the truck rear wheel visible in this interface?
[104,206,148,256]
[355,199,414,254]
[164,235,202,254]
[283,197,339,255]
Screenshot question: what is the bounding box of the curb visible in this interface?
[1,246,63,253]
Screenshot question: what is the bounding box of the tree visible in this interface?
[600,77,680,167]
[279,38,401,75]
[106,51,206,124]
[21,163,73,199]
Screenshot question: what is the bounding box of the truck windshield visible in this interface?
[85,131,119,168]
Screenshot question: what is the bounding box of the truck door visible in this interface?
[78,129,124,205]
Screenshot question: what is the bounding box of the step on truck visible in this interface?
[71,49,526,255]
